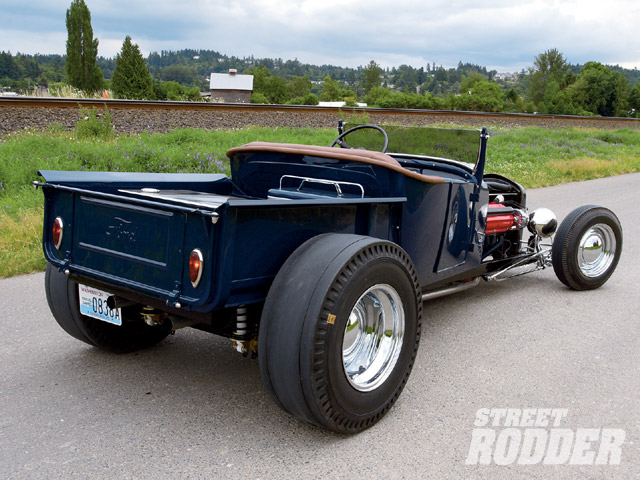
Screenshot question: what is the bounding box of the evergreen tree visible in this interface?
[65,0,103,92]
[111,36,153,99]
[362,60,381,95]
[0,52,20,79]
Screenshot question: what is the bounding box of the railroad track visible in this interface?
[2,96,639,133]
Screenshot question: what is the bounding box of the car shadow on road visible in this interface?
[41,326,355,445]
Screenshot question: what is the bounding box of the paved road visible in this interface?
[1,173,639,479]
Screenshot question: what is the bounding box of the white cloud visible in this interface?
[1,0,639,71]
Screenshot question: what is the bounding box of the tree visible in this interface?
[287,75,312,98]
[320,75,342,101]
[527,49,571,109]
[249,65,271,95]
[459,72,487,94]
[111,36,153,99]
[449,81,504,112]
[264,75,288,103]
[65,0,103,92]
[433,67,447,82]
[248,65,288,103]
[16,56,40,81]
[362,60,381,95]
[159,64,198,85]
[365,86,392,106]
[0,52,20,80]
[503,88,525,113]
[393,65,419,93]
[568,62,629,116]
[629,84,640,117]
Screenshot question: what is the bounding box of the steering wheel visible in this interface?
[330,124,389,153]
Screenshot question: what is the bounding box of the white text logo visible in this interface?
[466,408,625,465]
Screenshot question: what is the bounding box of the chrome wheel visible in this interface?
[342,284,405,392]
[552,205,622,291]
[577,224,617,278]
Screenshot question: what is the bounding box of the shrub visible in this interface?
[343,97,358,107]
[250,92,269,104]
[184,86,202,101]
[74,106,114,140]
[286,93,319,105]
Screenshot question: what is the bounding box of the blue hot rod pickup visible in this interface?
[38,123,622,433]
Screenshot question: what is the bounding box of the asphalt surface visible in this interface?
[1,172,639,479]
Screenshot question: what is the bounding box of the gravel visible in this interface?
[1,102,639,135]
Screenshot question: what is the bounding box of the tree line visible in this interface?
[1,1,639,117]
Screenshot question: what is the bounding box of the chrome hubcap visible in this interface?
[342,284,404,392]
[577,224,616,278]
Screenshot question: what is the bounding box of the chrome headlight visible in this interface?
[528,208,558,238]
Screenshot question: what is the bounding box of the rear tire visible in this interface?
[45,263,171,353]
[259,234,421,433]
[552,205,622,290]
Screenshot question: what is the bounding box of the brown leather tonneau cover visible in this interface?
[226,142,445,184]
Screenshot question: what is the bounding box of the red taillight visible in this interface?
[189,249,204,287]
[52,217,64,250]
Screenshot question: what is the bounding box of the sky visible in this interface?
[1,0,639,72]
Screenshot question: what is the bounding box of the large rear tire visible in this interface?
[259,234,422,433]
[552,205,622,290]
[45,263,171,353]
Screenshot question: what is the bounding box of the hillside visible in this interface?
[1,49,639,117]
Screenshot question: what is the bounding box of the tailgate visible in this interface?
[73,195,184,295]
[41,184,224,309]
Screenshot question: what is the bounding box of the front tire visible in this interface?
[45,263,171,353]
[552,205,622,290]
[259,234,422,433]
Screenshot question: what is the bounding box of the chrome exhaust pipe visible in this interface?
[421,277,480,301]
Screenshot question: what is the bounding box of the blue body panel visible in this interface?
[39,128,492,313]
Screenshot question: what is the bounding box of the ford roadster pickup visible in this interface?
[38,122,623,433]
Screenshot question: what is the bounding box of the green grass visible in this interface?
[1,125,640,277]
[486,127,640,187]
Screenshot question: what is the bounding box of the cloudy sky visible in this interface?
[2,0,639,72]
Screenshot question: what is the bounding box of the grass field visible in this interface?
[2,124,639,277]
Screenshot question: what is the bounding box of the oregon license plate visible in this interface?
[78,284,122,326]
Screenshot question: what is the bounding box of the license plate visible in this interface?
[78,284,122,326]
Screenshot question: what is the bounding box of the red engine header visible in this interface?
[486,203,518,235]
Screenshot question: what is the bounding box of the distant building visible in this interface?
[209,69,254,103]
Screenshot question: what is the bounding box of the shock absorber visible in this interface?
[235,306,247,338]
[231,306,257,357]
